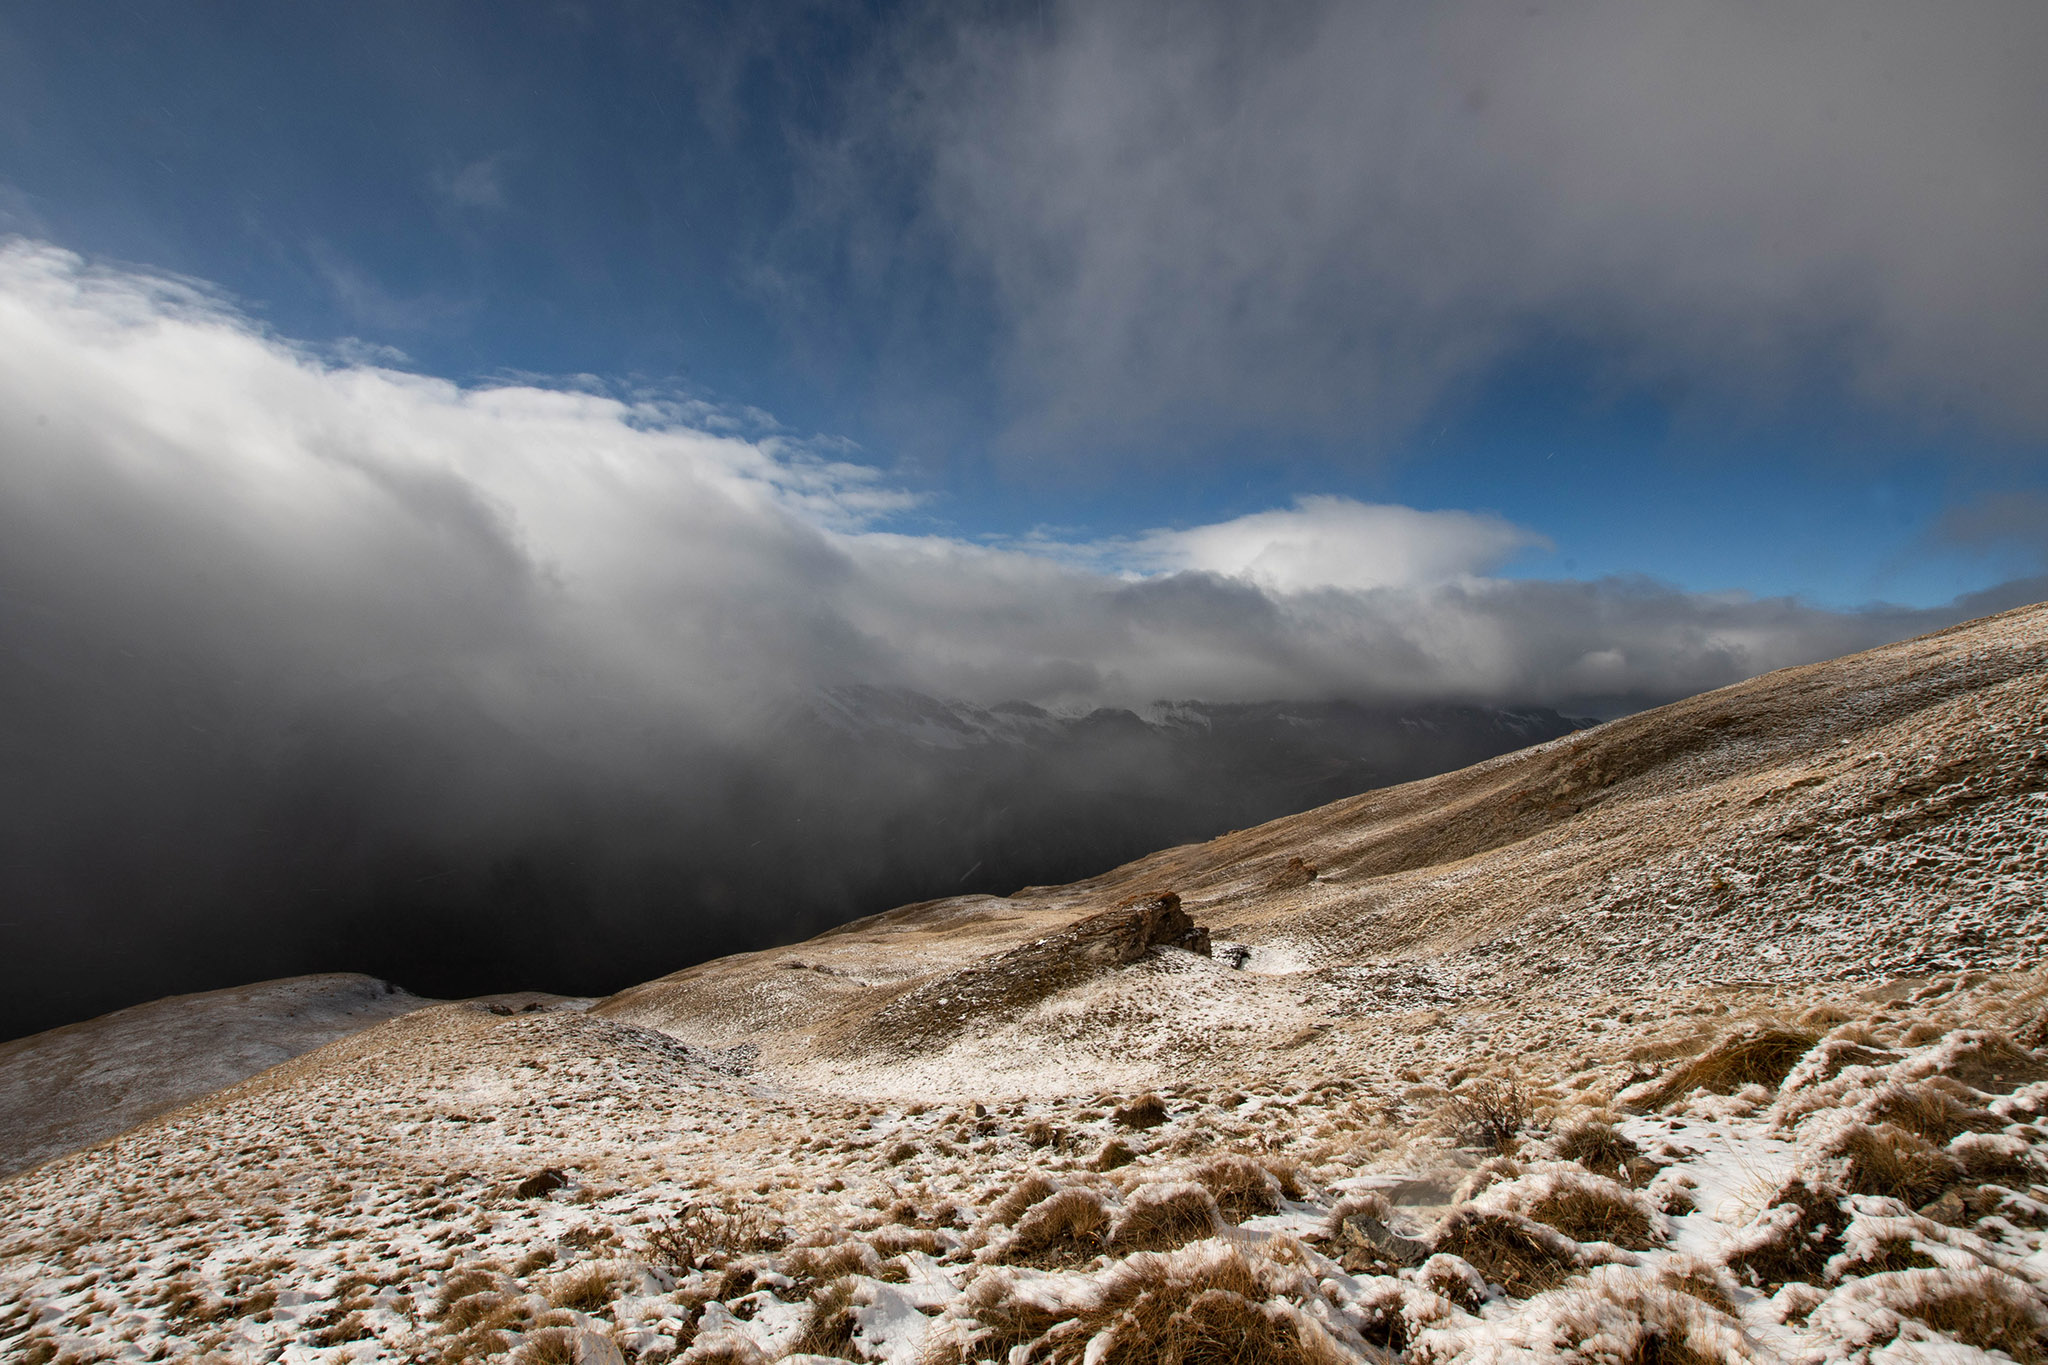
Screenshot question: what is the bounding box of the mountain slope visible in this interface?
[0,973,430,1177]
[5,601,2048,1365]
[595,600,2048,1093]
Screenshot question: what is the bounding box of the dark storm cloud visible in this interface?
[0,242,2029,1038]
[877,0,2048,454]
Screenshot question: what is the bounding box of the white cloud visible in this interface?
[0,238,2012,735]
[1122,497,1545,593]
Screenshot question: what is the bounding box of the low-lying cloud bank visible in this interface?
[2,242,2037,1036]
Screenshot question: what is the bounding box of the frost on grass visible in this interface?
[1469,1165,1667,1251]
[1411,1265,1764,1365]
[926,1240,1362,1365]
[10,994,2048,1365]
[7,606,2048,1363]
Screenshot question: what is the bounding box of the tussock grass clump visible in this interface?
[982,1173,1062,1229]
[1550,1119,1643,1180]
[1093,1138,1138,1171]
[1814,1121,1961,1206]
[936,1242,1359,1365]
[1859,1082,2001,1144]
[1720,1176,1844,1290]
[1107,1183,1224,1253]
[1431,1207,1583,1298]
[1950,1131,2043,1187]
[544,1262,620,1311]
[1810,1267,2048,1363]
[782,1239,885,1283]
[1477,1167,1663,1250]
[1002,1188,1111,1267]
[1625,1027,1817,1110]
[790,1275,860,1358]
[1113,1094,1170,1130]
[1191,1155,1285,1220]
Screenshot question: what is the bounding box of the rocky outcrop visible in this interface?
[847,893,1212,1054]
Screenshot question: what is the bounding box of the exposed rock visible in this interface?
[1268,856,1319,891]
[515,1166,570,1198]
[1101,891,1213,962]
[846,893,1213,1053]
[1336,1210,1431,1267]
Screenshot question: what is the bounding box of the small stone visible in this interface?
[516,1167,569,1198]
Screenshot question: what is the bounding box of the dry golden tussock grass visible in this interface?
[1107,1184,1224,1254]
[1002,1188,1111,1267]
[1512,1176,1659,1250]
[1190,1154,1284,1220]
[1818,1122,1960,1205]
[1630,1027,1817,1109]
[1860,1082,2000,1144]
[948,1246,1354,1365]
[1431,1207,1581,1298]
[1551,1119,1643,1179]
[544,1262,618,1311]
[1833,1267,2048,1364]
[791,1275,861,1358]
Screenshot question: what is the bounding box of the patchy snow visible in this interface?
[6,603,2048,1362]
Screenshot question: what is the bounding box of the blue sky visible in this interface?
[3,0,2047,703]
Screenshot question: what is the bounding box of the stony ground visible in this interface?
[5,602,2048,1364]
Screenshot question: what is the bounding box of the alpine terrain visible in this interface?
[6,601,2048,1365]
